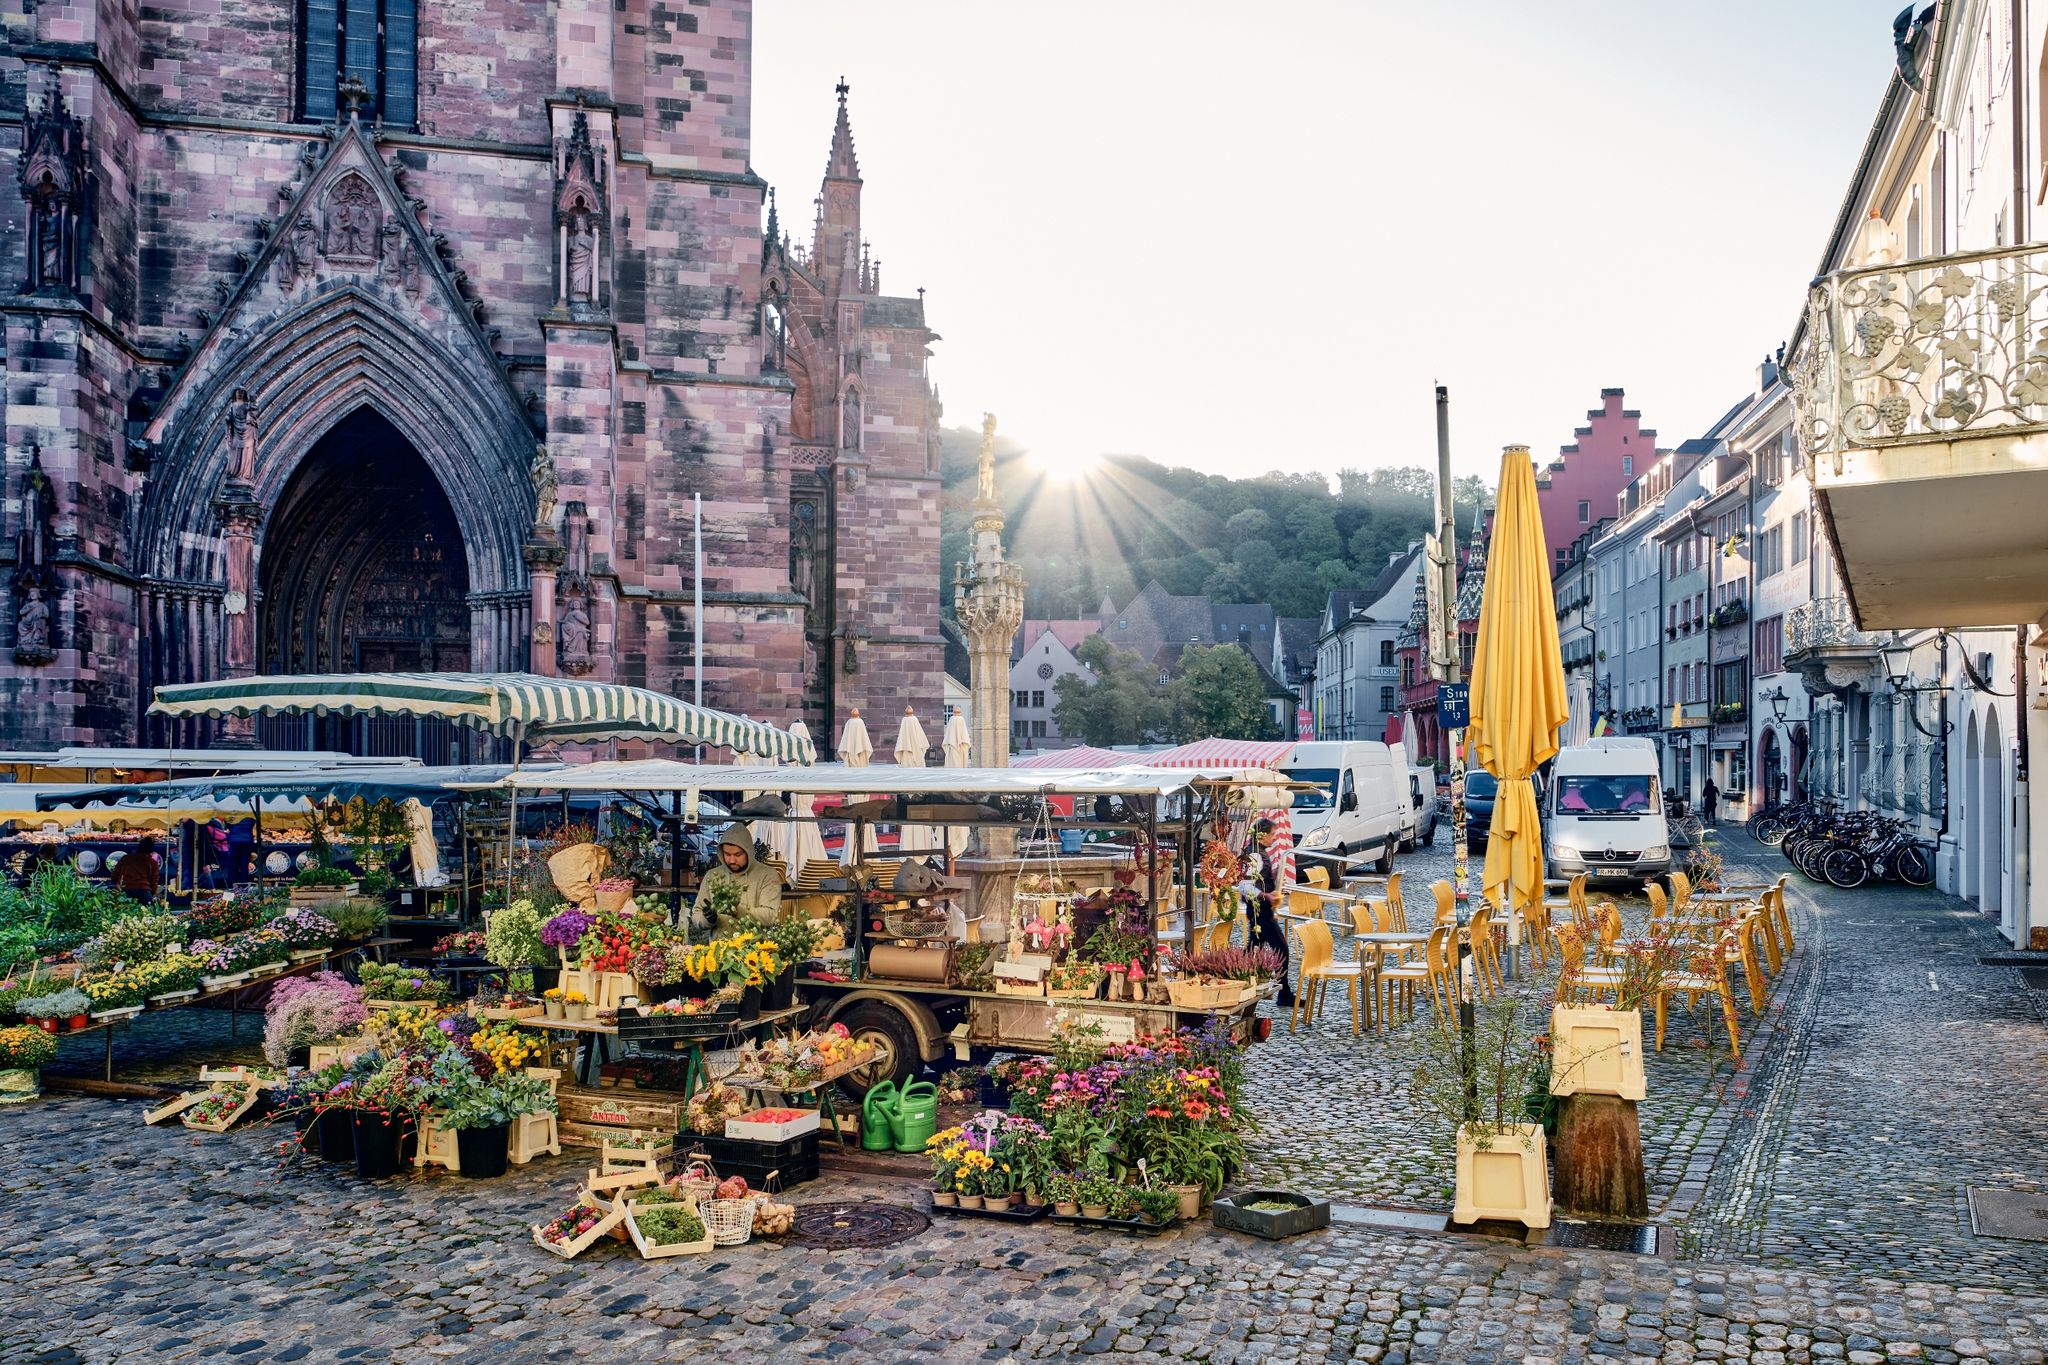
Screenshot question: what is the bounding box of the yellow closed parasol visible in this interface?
[1465,445,1570,919]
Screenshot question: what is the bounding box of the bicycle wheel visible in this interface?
[1822,846,1869,889]
[1754,815,1790,846]
[1895,843,1935,887]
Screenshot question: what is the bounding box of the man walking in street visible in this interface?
[1701,776,1720,826]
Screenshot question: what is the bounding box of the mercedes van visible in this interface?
[1544,737,1672,882]
[1283,741,1409,873]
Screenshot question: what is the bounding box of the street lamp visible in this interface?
[1765,687,1790,723]
[1880,634,1916,693]
[1879,633,1955,740]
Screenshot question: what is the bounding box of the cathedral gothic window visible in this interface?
[300,0,418,128]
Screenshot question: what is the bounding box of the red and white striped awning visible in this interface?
[1010,746,1142,770]
[1142,739,1297,769]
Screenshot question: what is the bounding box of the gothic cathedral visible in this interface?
[1,1,944,754]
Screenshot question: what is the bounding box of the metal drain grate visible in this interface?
[783,1201,930,1249]
[1967,1188,2048,1242]
[2020,969,2048,991]
[1544,1219,1660,1254]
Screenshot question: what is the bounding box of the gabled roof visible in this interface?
[1012,618,1098,662]
[1210,603,1275,647]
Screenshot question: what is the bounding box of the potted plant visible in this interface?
[484,899,557,994]
[137,953,205,1004]
[541,987,566,1020]
[21,987,90,1033]
[262,972,368,1069]
[1412,993,1552,1230]
[80,968,150,1019]
[1045,1170,1081,1217]
[1077,1172,1118,1220]
[77,910,184,969]
[1130,1186,1180,1227]
[348,1056,421,1179]
[269,908,340,960]
[953,1162,983,1210]
[324,897,388,944]
[355,961,451,1006]
[560,989,589,1023]
[431,1053,556,1180]
[0,1024,57,1104]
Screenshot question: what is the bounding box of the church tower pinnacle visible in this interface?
[814,79,863,296]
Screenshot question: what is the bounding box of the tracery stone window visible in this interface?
[301,0,418,127]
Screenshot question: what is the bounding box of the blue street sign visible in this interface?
[1437,682,1469,730]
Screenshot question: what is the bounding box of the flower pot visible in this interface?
[595,888,633,915]
[680,976,714,1001]
[1054,1201,1080,1217]
[293,1107,320,1156]
[1080,1204,1109,1220]
[1548,1004,1646,1102]
[35,1018,58,1034]
[454,1122,512,1179]
[67,1014,89,1031]
[563,1002,586,1023]
[352,1111,413,1179]
[529,965,561,995]
[317,1107,356,1164]
[1002,1191,1024,1209]
[1024,1185,1042,1207]
[761,965,796,1012]
[1172,1184,1203,1221]
[543,999,565,1020]
[739,985,762,1021]
[932,1190,957,1207]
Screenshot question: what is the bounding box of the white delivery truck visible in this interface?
[1544,736,1672,883]
[1281,740,1410,873]
[1400,761,1438,850]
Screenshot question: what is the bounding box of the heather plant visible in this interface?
[262,971,369,1065]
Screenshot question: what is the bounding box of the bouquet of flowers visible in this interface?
[539,908,598,954]
[484,899,552,969]
[262,971,369,1065]
[431,930,488,958]
[685,932,781,989]
[0,1024,57,1070]
[630,939,692,987]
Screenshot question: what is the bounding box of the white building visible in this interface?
[1314,545,1422,742]
[1008,620,1096,752]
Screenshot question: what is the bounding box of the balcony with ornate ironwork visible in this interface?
[1791,242,2048,628]
[1784,596,1881,698]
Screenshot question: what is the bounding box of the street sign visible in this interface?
[1437,682,1469,730]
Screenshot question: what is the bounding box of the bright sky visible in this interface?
[752,1,1899,484]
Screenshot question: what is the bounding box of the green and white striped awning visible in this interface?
[147,672,816,763]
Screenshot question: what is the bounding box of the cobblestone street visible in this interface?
[14,832,2048,1362]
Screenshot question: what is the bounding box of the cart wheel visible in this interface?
[833,1002,919,1101]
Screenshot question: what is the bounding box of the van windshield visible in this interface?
[1283,768,1338,810]
[1464,771,1497,799]
[1554,774,1655,815]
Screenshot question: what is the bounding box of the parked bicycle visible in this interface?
[1775,804,1934,889]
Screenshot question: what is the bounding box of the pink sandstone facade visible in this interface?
[1534,388,1654,569]
[0,1,942,753]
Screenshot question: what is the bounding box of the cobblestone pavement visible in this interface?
[18,831,2048,1360]
[8,1093,2048,1364]
[1243,836,1755,1215]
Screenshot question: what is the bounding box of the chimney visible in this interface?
[1389,551,1401,565]
[1759,354,1780,391]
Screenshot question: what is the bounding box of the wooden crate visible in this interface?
[180,1086,260,1133]
[531,1203,625,1260]
[557,1084,687,1150]
[626,1198,714,1259]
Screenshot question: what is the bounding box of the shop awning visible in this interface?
[471,760,1213,800]
[42,764,546,813]
[1010,746,1142,770]
[2,784,315,828]
[147,672,816,762]
[1142,738,1299,769]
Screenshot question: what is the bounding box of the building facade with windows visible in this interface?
[1,1,947,754]
[1008,620,1096,751]
[1534,388,1657,577]
[1314,546,1421,742]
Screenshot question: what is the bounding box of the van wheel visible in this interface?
[1375,839,1396,874]
[1421,820,1436,849]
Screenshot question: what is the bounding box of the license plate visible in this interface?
[1596,866,1629,877]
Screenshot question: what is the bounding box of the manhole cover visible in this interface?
[1545,1220,1660,1254]
[1967,1188,2048,1242]
[784,1201,929,1249]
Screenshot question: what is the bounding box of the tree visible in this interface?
[1052,635,1168,746]
[1165,644,1276,742]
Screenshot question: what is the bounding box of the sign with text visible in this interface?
[1437,682,1469,730]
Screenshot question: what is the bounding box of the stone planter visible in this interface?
[1211,1190,1331,1240]
[1452,1123,1552,1230]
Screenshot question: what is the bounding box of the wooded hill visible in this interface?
[936,426,1492,621]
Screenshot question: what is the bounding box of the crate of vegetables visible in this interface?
[725,1106,820,1143]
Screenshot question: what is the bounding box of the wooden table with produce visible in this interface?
[516,1004,808,1091]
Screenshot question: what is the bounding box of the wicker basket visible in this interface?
[704,1197,755,1246]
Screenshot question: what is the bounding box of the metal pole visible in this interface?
[693,493,704,763]
[1437,384,1476,1123]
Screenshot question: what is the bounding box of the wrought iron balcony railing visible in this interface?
[1792,241,2048,469]
[1784,596,1882,659]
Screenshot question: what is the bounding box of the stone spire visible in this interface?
[1455,519,1487,621]
[1397,571,1427,649]
[824,78,861,183]
[955,413,1025,769]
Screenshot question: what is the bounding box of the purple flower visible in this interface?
[540,909,598,950]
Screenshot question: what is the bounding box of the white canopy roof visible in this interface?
[463,759,1234,800]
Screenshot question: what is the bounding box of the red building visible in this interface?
[1534,389,1656,573]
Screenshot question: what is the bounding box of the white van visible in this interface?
[1282,741,1409,873]
[1400,762,1438,851]
[1545,737,1672,882]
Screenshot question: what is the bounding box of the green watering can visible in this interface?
[861,1080,899,1152]
[893,1080,939,1154]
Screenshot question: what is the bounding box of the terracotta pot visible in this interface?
[1080,1204,1109,1220]
[68,1014,89,1030]
[36,1018,58,1034]
[1054,1201,1080,1217]
[1171,1184,1203,1220]
[932,1190,957,1207]
[1003,1191,1024,1208]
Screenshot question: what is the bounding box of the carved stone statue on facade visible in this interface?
[12,447,57,667]
[378,216,405,287]
[566,211,596,303]
[225,387,256,481]
[17,72,88,296]
[277,212,317,289]
[559,599,592,670]
[975,412,998,504]
[13,587,51,664]
[324,175,379,262]
[531,444,559,529]
[841,389,861,452]
[789,511,817,610]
